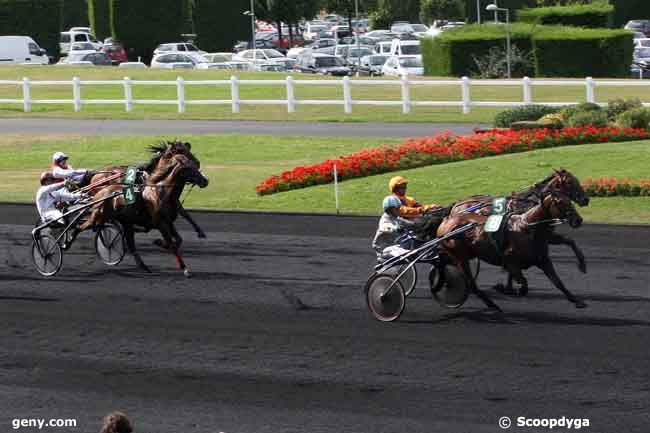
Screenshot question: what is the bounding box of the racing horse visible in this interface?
[84,140,207,239]
[436,190,586,312]
[79,144,209,276]
[449,169,589,295]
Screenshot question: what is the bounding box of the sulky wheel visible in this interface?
[384,263,418,297]
[95,223,126,266]
[365,274,406,322]
[432,265,470,309]
[469,257,481,280]
[31,233,63,277]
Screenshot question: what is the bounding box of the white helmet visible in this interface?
[52,151,68,163]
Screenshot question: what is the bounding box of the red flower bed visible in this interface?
[256,127,648,195]
[582,177,650,197]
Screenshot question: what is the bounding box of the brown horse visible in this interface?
[84,140,207,239]
[437,191,586,312]
[80,145,209,275]
[449,169,589,293]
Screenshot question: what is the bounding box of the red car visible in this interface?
[102,43,128,64]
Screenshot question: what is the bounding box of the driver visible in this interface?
[51,151,90,189]
[372,195,417,259]
[36,172,83,225]
[388,176,440,218]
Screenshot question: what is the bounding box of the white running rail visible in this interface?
[1,75,650,114]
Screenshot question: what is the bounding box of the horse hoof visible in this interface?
[493,284,515,296]
[183,269,192,278]
[575,300,587,309]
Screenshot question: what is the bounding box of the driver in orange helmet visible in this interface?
[388,176,440,218]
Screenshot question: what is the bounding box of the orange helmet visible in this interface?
[389,176,408,192]
[40,171,55,185]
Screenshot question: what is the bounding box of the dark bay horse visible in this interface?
[437,191,587,312]
[449,169,590,293]
[80,145,209,276]
[84,140,207,239]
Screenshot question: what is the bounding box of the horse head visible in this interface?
[544,191,583,228]
[548,168,590,207]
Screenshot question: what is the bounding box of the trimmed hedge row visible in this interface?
[518,3,614,28]
[422,24,633,78]
[194,0,249,52]
[0,0,62,59]
[88,0,110,40]
[111,0,183,63]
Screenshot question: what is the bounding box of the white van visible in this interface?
[0,36,49,65]
[60,30,102,54]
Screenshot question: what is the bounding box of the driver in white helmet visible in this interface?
[372,194,417,260]
[36,172,83,225]
[51,151,90,187]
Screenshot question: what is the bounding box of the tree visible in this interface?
[88,0,111,40]
[61,0,89,30]
[419,0,463,25]
[325,0,371,36]
[370,0,421,30]
[0,0,63,58]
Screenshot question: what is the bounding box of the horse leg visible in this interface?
[494,266,528,297]
[539,258,586,308]
[179,205,206,239]
[159,223,190,277]
[124,224,151,273]
[459,261,503,313]
[547,232,587,274]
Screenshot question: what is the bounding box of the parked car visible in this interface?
[632,47,650,78]
[341,36,376,46]
[60,30,102,54]
[358,54,389,76]
[296,52,351,76]
[343,46,374,67]
[234,49,296,70]
[625,20,650,37]
[0,36,49,65]
[102,42,128,64]
[154,43,206,55]
[391,39,421,58]
[203,52,234,63]
[382,55,424,76]
[118,61,147,69]
[374,41,393,55]
[304,23,328,41]
[150,52,207,69]
[365,30,397,42]
[58,52,112,66]
[390,23,428,37]
[635,38,650,48]
[68,42,98,56]
[304,38,336,50]
[331,25,352,39]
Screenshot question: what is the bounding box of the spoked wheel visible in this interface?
[469,257,481,280]
[432,265,470,309]
[365,274,406,322]
[95,223,126,266]
[31,233,63,277]
[384,263,418,297]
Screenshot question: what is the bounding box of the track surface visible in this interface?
[0,119,484,138]
[0,204,648,432]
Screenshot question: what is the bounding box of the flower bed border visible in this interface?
[582,177,650,197]
[256,127,648,196]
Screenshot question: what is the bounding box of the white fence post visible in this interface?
[72,76,81,112]
[176,76,185,114]
[230,76,240,114]
[286,75,295,113]
[400,74,410,114]
[461,76,471,114]
[22,77,31,113]
[342,76,352,114]
[123,77,133,113]
[585,76,595,103]
[523,76,532,105]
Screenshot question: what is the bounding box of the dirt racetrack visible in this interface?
[0,203,648,433]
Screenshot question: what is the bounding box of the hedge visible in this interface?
[61,0,88,30]
[421,23,535,77]
[111,0,183,63]
[532,27,633,78]
[422,24,633,78]
[611,0,650,27]
[88,0,110,40]
[194,0,249,52]
[0,0,62,59]
[518,3,614,28]
[465,0,536,23]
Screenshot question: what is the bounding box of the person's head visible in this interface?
[39,171,56,186]
[52,151,69,167]
[388,176,408,196]
[100,411,133,433]
[382,195,401,217]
